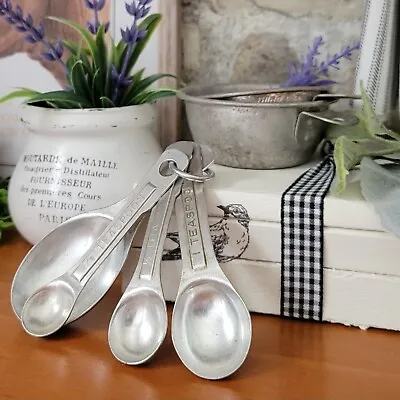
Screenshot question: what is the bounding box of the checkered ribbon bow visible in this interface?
[280,154,335,321]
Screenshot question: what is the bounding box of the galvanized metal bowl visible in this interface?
[177,84,359,170]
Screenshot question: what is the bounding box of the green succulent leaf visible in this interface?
[130,88,177,105]
[95,24,109,97]
[121,71,175,105]
[119,69,144,106]
[131,73,177,98]
[91,68,102,107]
[62,40,91,57]
[100,96,116,108]
[131,68,145,87]
[0,88,40,104]
[70,60,92,103]
[25,90,91,108]
[65,41,93,90]
[111,38,127,72]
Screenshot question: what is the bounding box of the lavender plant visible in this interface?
[282,36,361,87]
[0,0,177,109]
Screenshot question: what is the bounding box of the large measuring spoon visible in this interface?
[10,142,197,326]
[19,145,192,337]
[171,144,252,380]
[108,147,214,365]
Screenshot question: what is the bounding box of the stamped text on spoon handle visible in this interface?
[69,147,190,284]
[72,183,156,282]
[181,179,207,270]
[137,183,178,280]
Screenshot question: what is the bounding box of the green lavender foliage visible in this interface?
[0,14,177,109]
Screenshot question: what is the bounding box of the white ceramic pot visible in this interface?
[8,104,162,244]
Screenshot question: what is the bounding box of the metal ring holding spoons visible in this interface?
[168,161,215,182]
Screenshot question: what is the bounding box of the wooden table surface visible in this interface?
[1,232,400,400]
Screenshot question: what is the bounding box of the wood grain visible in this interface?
[157,0,181,148]
[1,232,400,399]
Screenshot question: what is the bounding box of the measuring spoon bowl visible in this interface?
[172,275,251,380]
[108,287,167,365]
[21,277,78,337]
[171,144,252,380]
[108,186,178,365]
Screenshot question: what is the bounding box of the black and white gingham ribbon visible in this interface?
[280,154,335,321]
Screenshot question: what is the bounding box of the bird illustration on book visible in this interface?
[162,203,250,263]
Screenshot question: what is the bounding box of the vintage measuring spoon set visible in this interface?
[9,141,252,380]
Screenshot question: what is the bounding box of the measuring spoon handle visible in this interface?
[71,148,190,284]
[175,145,217,273]
[132,179,183,283]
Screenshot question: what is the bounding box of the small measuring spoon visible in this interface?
[20,146,192,337]
[171,144,252,380]
[108,147,214,365]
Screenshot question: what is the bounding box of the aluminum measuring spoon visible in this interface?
[10,142,196,325]
[107,146,215,365]
[171,144,252,380]
[11,212,142,325]
[20,146,192,337]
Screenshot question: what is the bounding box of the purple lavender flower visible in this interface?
[282,36,361,87]
[111,0,152,102]
[84,0,109,35]
[110,64,132,88]
[120,22,146,44]
[121,0,151,44]
[0,0,66,70]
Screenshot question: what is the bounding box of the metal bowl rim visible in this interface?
[177,85,333,109]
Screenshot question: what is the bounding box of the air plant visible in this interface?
[0,0,177,109]
[282,35,361,87]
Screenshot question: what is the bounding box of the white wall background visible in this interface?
[0,0,160,167]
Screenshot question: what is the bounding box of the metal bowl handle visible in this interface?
[312,93,362,102]
[294,110,360,150]
[300,110,360,126]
